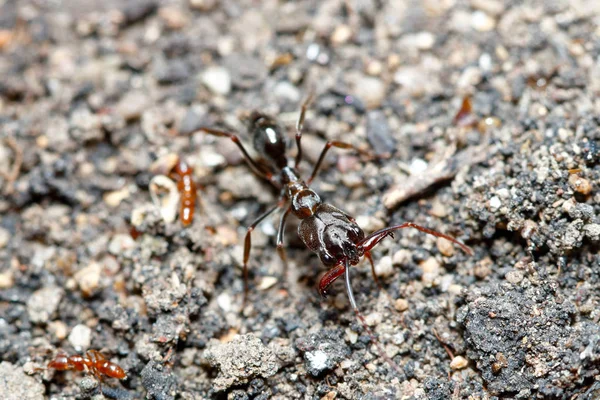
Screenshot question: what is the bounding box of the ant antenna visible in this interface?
[344,259,402,375]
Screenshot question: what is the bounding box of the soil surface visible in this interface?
[1,1,600,399]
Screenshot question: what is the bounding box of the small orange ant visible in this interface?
[44,350,127,382]
[169,158,197,226]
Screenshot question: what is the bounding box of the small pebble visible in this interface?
[27,287,64,324]
[330,24,352,45]
[116,91,152,121]
[217,292,233,312]
[506,270,524,284]
[409,158,428,175]
[189,0,218,11]
[392,249,411,266]
[470,0,505,16]
[521,220,538,240]
[321,391,337,400]
[489,196,502,212]
[0,227,10,248]
[352,75,386,109]
[158,7,188,29]
[48,320,68,340]
[74,262,102,297]
[436,237,455,257]
[471,11,496,32]
[0,30,13,49]
[394,298,409,312]
[584,224,600,241]
[374,255,394,277]
[204,334,278,391]
[258,276,278,291]
[306,350,329,375]
[420,257,440,284]
[201,66,232,95]
[273,81,300,103]
[0,271,14,289]
[474,258,493,279]
[108,234,137,255]
[450,356,468,370]
[365,312,382,326]
[345,328,358,344]
[103,187,130,208]
[568,174,592,195]
[68,324,92,351]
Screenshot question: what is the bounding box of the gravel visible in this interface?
[203,334,279,392]
[1,0,599,398]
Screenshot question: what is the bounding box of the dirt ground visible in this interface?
[1,0,600,399]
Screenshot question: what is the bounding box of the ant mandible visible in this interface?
[43,350,127,382]
[195,94,473,371]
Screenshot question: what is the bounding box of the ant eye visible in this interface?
[320,252,337,266]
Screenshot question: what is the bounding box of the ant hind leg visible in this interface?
[195,127,277,185]
[241,202,285,307]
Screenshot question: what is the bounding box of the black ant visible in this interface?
[195,94,472,372]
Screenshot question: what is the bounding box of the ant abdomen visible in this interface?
[248,112,288,170]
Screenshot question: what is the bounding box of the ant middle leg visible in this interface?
[276,207,292,289]
[242,201,285,306]
[294,92,315,169]
[196,127,276,184]
[307,140,371,185]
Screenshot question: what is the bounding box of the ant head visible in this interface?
[318,224,364,267]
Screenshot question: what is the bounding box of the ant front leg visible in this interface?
[318,263,346,298]
[358,222,473,255]
[342,260,403,375]
[195,127,277,185]
[242,202,284,306]
[307,141,371,185]
[294,92,315,169]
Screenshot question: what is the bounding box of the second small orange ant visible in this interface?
[45,350,127,382]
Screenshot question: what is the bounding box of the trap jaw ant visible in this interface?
[195,94,473,374]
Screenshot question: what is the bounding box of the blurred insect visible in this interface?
[170,158,197,226]
[195,94,472,373]
[41,350,126,381]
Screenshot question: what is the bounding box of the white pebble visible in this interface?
[68,324,92,351]
[375,255,394,278]
[217,292,232,312]
[201,66,231,95]
[489,196,501,212]
[471,11,496,32]
[409,158,428,175]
